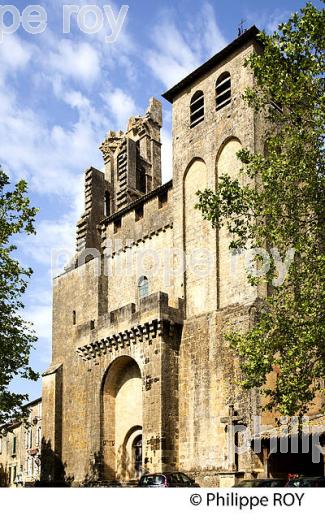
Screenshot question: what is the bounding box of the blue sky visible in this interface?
[1,0,319,401]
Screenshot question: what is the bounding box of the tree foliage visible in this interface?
[0,168,39,424]
[197,3,325,415]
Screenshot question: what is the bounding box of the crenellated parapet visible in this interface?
[75,292,184,361]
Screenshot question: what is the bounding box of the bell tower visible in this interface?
[100,97,162,213]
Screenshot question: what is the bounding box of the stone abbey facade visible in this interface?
[42,27,325,487]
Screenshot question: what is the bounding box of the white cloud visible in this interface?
[0,33,33,70]
[48,40,101,84]
[0,34,34,86]
[0,81,105,198]
[200,3,227,56]
[24,304,52,341]
[101,86,137,129]
[146,2,226,89]
[246,8,290,35]
[19,214,77,269]
[147,23,199,88]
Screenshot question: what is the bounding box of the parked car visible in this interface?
[138,472,199,488]
[235,478,287,487]
[286,476,325,487]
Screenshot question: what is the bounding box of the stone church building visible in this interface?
[42,27,325,486]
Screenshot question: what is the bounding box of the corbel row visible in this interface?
[76,319,163,361]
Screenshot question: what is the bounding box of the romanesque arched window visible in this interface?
[190,90,204,128]
[138,276,149,300]
[216,72,231,111]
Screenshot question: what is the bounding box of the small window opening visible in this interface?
[158,192,168,209]
[12,435,17,455]
[104,191,110,217]
[138,276,149,300]
[114,218,122,234]
[216,72,231,111]
[190,90,204,128]
[136,166,146,193]
[90,320,95,330]
[135,204,144,222]
[73,311,76,325]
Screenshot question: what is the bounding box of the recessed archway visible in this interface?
[101,356,143,481]
[183,158,208,317]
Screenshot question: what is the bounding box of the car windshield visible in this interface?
[179,473,192,484]
[141,475,165,485]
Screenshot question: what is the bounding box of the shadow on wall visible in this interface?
[82,451,122,487]
[83,451,104,486]
[116,443,133,481]
[37,439,74,487]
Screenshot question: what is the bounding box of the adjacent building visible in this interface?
[0,398,42,487]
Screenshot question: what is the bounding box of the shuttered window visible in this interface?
[190,91,204,128]
[216,72,231,111]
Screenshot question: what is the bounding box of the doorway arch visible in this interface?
[101,356,143,481]
[133,435,142,477]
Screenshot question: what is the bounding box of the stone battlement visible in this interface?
[75,292,184,360]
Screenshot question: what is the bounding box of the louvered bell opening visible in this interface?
[216,75,231,111]
[190,92,204,128]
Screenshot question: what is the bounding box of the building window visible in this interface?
[104,191,110,217]
[114,218,122,234]
[135,204,144,222]
[190,90,204,128]
[0,436,2,454]
[216,72,231,111]
[90,320,95,330]
[158,192,168,209]
[36,427,41,447]
[29,430,32,449]
[73,310,76,325]
[138,276,149,300]
[12,435,17,455]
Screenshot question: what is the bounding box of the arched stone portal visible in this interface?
[101,356,143,481]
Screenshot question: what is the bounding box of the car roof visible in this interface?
[294,476,325,480]
[141,472,189,478]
